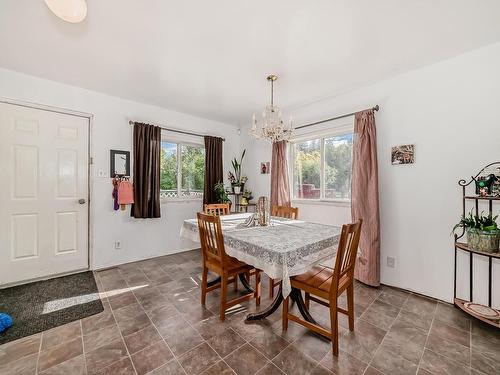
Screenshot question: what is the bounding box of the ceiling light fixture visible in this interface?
[251,75,293,142]
[45,0,88,23]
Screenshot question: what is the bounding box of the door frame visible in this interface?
[0,96,94,282]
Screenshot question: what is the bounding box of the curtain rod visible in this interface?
[128,121,225,142]
[294,105,379,130]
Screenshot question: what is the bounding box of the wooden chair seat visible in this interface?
[292,266,350,296]
[205,256,254,276]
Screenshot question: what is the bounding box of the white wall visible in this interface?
[2,41,500,306]
[242,43,500,306]
[0,68,240,269]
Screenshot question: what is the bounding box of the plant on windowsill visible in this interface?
[453,211,500,253]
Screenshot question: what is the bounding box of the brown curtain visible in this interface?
[351,110,380,286]
[203,136,223,205]
[132,123,161,218]
[270,140,291,207]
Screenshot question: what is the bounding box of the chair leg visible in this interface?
[282,296,289,331]
[347,284,354,331]
[201,266,208,306]
[234,274,238,291]
[329,303,339,356]
[220,274,228,321]
[269,278,274,299]
[305,292,310,310]
[254,271,261,307]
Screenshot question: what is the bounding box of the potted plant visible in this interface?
[240,189,253,206]
[453,211,500,253]
[229,149,246,191]
[214,182,231,204]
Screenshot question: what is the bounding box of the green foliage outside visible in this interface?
[160,142,205,194]
[160,143,177,190]
[294,136,353,199]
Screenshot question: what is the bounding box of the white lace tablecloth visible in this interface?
[180,213,341,297]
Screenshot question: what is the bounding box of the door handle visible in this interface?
[78,198,86,204]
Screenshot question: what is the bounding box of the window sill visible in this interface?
[291,199,351,208]
[161,197,203,204]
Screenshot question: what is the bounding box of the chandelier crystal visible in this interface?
[250,75,293,142]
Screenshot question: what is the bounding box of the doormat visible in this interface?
[0,271,103,345]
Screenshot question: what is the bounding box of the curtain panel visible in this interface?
[203,136,224,205]
[131,122,161,218]
[270,140,291,207]
[351,110,380,286]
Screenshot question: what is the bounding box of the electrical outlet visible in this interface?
[114,240,122,249]
[97,170,108,178]
[387,256,396,268]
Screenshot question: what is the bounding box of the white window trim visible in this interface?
[161,133,205,203]
[289,119,354,205]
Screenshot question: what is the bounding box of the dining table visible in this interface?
[180,212,341,323]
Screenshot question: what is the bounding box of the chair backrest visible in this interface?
[197,212,226,265]
[330,219,363,297]
[271,205,299,219]
[204,203,230,216]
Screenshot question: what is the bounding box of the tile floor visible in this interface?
[0,249,499,375]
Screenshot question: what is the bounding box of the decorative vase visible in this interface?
[234,186,241,194]
[467,228,500,253]
[257,196,270,226]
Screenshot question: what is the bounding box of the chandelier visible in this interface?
[250,75,293,142]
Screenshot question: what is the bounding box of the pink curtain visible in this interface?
[270,141,291,207]
[352,110,380,287]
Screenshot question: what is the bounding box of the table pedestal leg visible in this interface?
[239,273,254,293]
[207,276,221,288]
[245,285,283,321]
[290,288,318,325]
[245,286,317,323]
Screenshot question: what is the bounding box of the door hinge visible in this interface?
[90,157,94,165]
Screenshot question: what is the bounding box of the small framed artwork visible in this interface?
[110,150,130,177]
[391,144,415,165]
[260,162,270,174]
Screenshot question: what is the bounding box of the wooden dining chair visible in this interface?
[282,219,363,356]
[197,212,261,321]
[204,203,230,216]
[268,205,299,299]
[271,205,299,219]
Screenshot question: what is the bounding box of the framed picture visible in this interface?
[260,162,270,174]
[110,150,130,177]
[391,144,415,165]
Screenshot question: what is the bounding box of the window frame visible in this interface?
[289,122,354,206]
[160,133,205,202]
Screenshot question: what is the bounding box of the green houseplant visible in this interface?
[229,149,246,192]
[453,211,500,253]
[214,182,231,204]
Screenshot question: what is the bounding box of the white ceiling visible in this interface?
[1,1,500,125]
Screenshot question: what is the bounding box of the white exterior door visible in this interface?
[0,102,89,286]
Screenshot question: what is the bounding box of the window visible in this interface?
[291,132,353,202]
[160,141,205,199]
